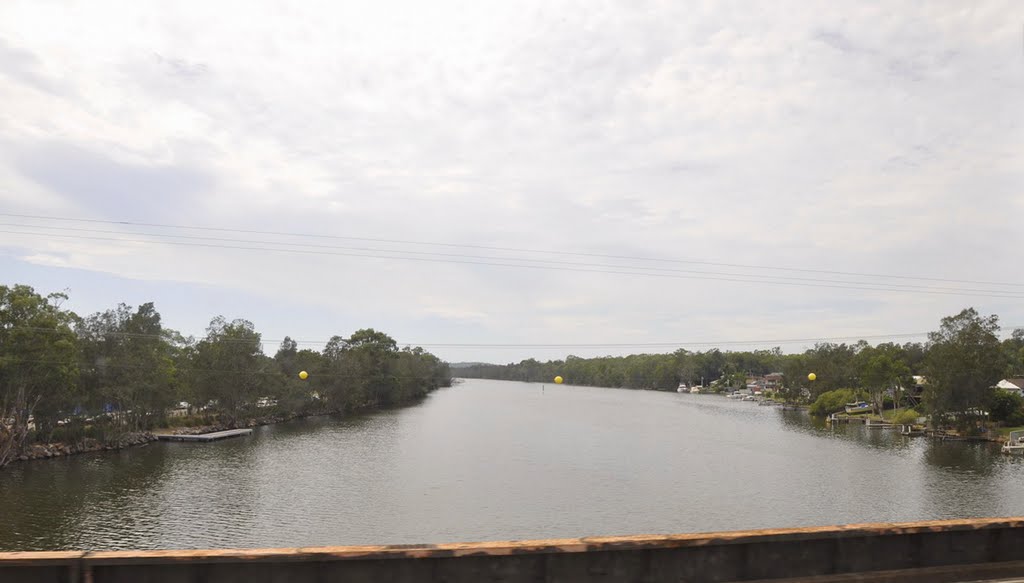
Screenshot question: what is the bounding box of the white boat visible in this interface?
[677,383,689,393]
[690,386,702,394]
[844,401,872,415]
[1003,431,1024,455]
[742,395,756,402]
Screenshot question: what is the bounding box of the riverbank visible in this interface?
[8,432,157,464]
[3,414,318,468]
[5,411,342,468]
[3,394,441,469]
[157,409,338,437]
[3,379,1022,552]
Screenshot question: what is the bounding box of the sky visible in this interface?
[0,1,1022,363]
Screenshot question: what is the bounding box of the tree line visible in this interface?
[0,284,451,467]
[459,308,1024,428]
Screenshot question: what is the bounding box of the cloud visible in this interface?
[0,36,68,96]
[14,142,214,219]
[0,1,1021,362]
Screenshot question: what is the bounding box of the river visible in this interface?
[3,378,1024,551]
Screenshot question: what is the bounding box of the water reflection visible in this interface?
[3,382,1024,551]
[922,439,1000,475]
[0,445,174,550]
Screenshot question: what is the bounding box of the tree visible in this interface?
[320,335,358,409]
[855,344,910,415]
[77,303,177,432]
[779,354,809,403]
[0,285,79,466]
[274,336,299,376]
[924,308,1005,429]
[989,390,1024,425]
[802,343,857,397]
[0,282,450,460]
[1003,329,1024,377]
[345,329,399,406]
[189,317,268,423]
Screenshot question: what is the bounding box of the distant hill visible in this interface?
[447,362,495,369]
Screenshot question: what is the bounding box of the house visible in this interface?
[764,373,784,389]
[745,375,766,389]
[901,376,927,407]
[997,378,1024,396]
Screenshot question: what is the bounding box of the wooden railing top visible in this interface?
[3,517,1024,566]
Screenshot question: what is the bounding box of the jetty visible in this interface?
[154,428,253,442]
[828,413,871,424]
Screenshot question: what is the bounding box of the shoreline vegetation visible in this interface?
[0,284,452,468]
[459,308,1024,442]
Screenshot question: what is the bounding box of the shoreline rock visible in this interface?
[5,396,430,468]
[11,432,157,464]
[168,410,331,436]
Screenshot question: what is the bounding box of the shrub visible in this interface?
[809,388,867,416]
[990,390,1024,424]
[165,414,217,428]
[890,408,921,425]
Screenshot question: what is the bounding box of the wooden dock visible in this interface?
[154,428,253,442]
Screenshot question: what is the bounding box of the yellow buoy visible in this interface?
[807,372,816,382]
[299,371,309,380]
[554,376,564,384]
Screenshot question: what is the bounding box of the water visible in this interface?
[3,378,1024,551]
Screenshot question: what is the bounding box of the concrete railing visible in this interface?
[6,517,1024,582]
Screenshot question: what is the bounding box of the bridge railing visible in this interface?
[5,517,1024,582]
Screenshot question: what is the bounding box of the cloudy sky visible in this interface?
[1,1,1022,363]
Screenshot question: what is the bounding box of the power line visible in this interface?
[8,324,1023,349]
[3,211,1022,288]
[5,228,1024,300]
[1,358,447,380]
[3,222,1021,296]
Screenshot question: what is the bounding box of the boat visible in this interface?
[844,401,872,415]
[742,395,756,402]
[690,386,702,394]
[1002,431,1024,455]
[677,383,689,393]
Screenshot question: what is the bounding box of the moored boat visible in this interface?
[844,401,872,415]
[1002,431,1024,455]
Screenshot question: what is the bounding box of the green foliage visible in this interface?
[802,343,858,398]
[77,302,178,432]
[854,343,912,414]
[165,414,220,428]
[459,348,785,391]
[989,390,1024,424]
[0,283,451,467]
[1004,329,1024,377]
[0,285,80,465]
[188,317,268,422]
[808,388,866,417]
[890,408,922,425]
[924,308,1006,427]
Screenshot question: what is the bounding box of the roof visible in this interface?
[998,378,1024,390]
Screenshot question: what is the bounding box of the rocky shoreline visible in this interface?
[4,399,431,468]
[5,411,333,467]
[167,410,334,436]
[10,432,157,464]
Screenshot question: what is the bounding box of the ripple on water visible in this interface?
[3,381,1024,550]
